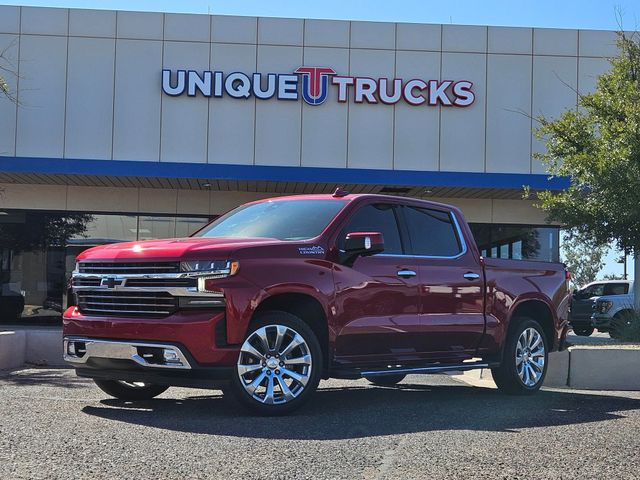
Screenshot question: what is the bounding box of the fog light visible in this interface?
[163,349,181,364]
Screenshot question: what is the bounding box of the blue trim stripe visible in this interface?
[0,156,570,190]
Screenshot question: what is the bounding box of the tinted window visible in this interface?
[197,199,346,241]
[339,204,403,254]
[582,284,605,298]
[469,224,560,262]
[403,207,461,257]
[604,283,629,295]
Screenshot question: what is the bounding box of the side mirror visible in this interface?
[342,232,384,266]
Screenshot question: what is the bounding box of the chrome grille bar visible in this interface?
[78,262,180,274]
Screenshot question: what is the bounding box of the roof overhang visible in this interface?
[0,156,569,200]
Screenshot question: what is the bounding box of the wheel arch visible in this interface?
[613,308,634,318]
[508,299,556,351]
[253,292,330,373]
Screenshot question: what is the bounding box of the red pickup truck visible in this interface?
[63,193,570,414]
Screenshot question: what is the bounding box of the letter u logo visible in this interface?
[294,67,336,106]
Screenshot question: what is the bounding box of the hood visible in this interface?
[77,236,284,262]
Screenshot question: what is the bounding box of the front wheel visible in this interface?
[93,379,169,401]
[492,317,548,395]
[228,311,322,415]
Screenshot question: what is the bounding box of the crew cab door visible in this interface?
[399,205,485,361]
[332,202,422,363]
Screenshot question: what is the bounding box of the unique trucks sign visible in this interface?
[162,66,475,107]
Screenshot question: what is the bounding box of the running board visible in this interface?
[360,361,494,378]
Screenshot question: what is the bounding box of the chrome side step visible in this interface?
[360,361,492,377]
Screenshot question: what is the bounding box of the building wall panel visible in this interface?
[15,35,67,158]
[65,37,115,160]
[112,39,162,161]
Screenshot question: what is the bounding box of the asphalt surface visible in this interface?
[1,368,639,480]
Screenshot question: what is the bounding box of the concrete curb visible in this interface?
[3,329,640,390]
[0,331,27,370]
[569,347,640,390]
[454,347,640,391]
[0,328,64,370]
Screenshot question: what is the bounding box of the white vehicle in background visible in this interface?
[569,280,631,336]
[591,283,635,339]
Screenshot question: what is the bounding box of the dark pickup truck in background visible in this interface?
[63,193,570,414]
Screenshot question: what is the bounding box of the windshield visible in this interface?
[196,199,348,241]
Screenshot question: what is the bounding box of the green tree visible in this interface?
[534,32,640,310]
[561,230,608,288]
[603,273,625,280]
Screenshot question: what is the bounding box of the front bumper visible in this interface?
[63,336,234,388]
[63,307,240,366]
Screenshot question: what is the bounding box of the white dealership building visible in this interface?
[0,5,619,322]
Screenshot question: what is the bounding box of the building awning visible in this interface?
[0,156,569,200]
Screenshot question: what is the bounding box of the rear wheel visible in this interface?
[93,379,169,401]
[572,326,594,336]
[364,374,406,386]
[228,311,322,415]
[492,317,548,395]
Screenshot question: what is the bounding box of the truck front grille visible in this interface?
[78,262,180,275]
[72,278,102,287]
[124,278,197,288]
[76,291,178,317]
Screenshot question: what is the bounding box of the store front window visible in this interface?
[0,210,211,325]
[469,224,560,262]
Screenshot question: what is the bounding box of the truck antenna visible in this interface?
[332,187,349,197]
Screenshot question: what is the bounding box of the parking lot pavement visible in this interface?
[1,369,639,480]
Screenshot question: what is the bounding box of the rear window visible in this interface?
[604,283,629,296]
[403,206,462,257]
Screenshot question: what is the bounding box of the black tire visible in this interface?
[492,317,549,395]
[228,310,322,416]
[609,311,633,340]
[364,374,406,386]
[572,326,594,337]
[93,379,169,401]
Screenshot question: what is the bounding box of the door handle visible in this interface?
[397,269,417,278]
[463,272,480,281]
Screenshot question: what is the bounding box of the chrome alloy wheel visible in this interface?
[237,324,313,405]
[516,327,546,387]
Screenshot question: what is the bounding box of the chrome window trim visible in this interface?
[379,210,468,260]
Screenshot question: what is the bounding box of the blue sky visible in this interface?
[1,0,640,31]
[2,0,636,279]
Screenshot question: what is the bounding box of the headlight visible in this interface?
[180,260,233,273]
[595,300,613,314]
[180,260,240,293]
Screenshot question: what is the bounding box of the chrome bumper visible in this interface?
[63,337,192,370]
